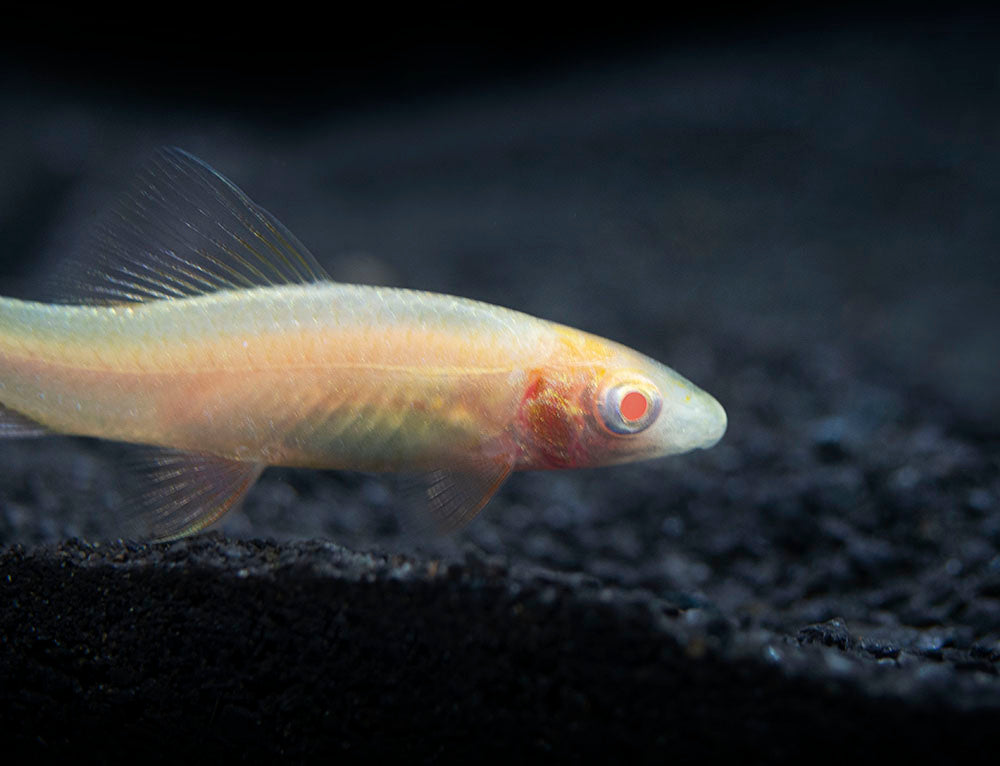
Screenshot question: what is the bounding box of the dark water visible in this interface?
[2,22,997,427]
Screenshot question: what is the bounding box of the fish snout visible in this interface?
[697,390,728,449]
[657,384,728,455]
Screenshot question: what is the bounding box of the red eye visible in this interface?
[619,390,648,421]
[596,380,662,435]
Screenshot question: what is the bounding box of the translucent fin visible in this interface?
[122,448,264,542]
[58,147,330,305]
[419,458,513,534]
[0,404,50,438]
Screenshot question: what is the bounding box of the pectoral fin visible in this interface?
[418,458,513,534]
[122,448,264,542]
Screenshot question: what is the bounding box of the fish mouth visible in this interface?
[660,388,728,454]
[698,392,728,449]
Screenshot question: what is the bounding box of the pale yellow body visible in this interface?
[0,147,727,540]
[0,284,571,470]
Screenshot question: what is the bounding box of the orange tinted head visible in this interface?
[514,328,726,470]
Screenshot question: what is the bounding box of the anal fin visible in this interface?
[123,448,264,542]
[0,404,50,438]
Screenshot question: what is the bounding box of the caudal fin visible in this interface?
[0,403,49,438]
[0,295,52,439]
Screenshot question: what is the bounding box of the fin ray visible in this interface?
[0,404,50,438]
[121,448,264,542]
[409,458,513,535]
[55,147,331,305]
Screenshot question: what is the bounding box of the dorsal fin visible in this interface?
[58,147,331,305]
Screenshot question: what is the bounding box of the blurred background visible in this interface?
[1,10,996,427]
[0,8,998,633]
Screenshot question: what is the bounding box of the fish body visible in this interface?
[0,149,726,540]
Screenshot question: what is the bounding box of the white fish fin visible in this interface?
[0,404,50,438]
[56,147,331,305]
[121,447,264,542]
[419,458,513,534]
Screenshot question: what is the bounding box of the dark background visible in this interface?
[1,8,999,761]
[2,9,998,429]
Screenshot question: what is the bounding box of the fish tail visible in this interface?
[0,295,36,357]
[0,295,18,343]
[0,297,50,438]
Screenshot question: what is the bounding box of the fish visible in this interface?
[0,148,727,541]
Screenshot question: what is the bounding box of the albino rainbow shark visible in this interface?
[0,149,726,540]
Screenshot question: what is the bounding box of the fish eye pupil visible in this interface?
[597,378,661,435]
[619,390,648,422]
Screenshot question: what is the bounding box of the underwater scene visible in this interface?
[1,12,998,761]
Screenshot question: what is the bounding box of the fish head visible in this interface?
[514,329,727,469]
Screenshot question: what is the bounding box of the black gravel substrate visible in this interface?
[2,537,998,762]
